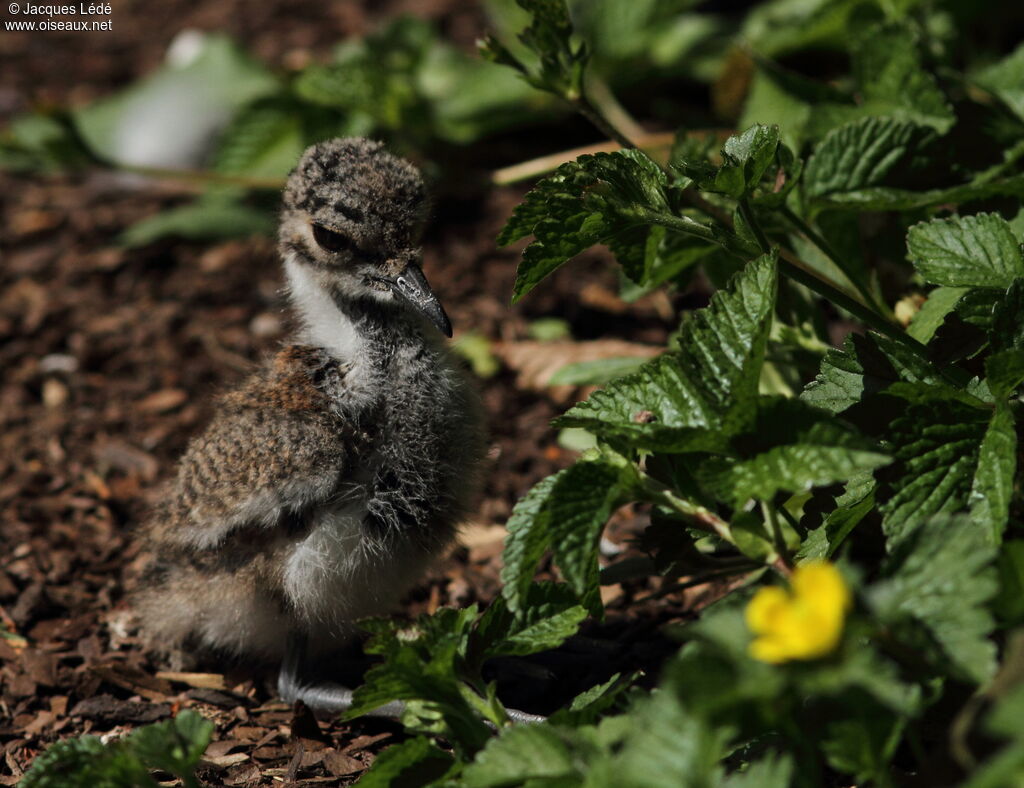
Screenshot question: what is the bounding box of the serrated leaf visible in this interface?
[986,349,1024,398]
[872,515,998,684]
[804,117,935,206]
[212,97,305,178]
[480,0,586,99]
[974,42,1024,123]
[907,286,970,343]
[356,737,454,788]
[500,461,626,616]
[473,583,586,665]
[611,687,729,788]
[801,332,940,415]
[991,279,1024,352]
[556,254,777,451]
[907,213,1024,289]
[706,124,780,199]
[500,150,672,302]
[500,472,564,616]
[550,671,638,727]
[127,711,214,780]
[969,404,1018,544]
[853,21,953,134]
[698,398,889,507]
[462,724,595,787]
[20,736,153,788]
[798,474,876,561]
[877,398,990,547]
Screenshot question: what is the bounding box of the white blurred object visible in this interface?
[73,31,279,171]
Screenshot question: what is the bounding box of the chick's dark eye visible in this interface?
[312,223,354,253]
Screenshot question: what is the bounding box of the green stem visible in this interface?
[761,501,793,571]
[648,565,760,600]
[739,198,771,253]
[780,205,882,313]
[777,253,936,366]
[737,201,949,378]
[571,95,637,152]
[640,476,735,545]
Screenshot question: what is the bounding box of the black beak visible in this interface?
[382,264,452,338]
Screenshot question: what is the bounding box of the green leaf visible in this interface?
[500,149,671,302]
[974,42,1024,124]
[907,213,1024,289]
[500,461,627,616]
[803,117,935,207]
[556,253,777,451]
[549,355,657,386]
[212,97,306,179]
[356,737,454,788]
[877,398,990,547]
[473,583,586,663]
[126,711,214,781]
[21,710,214,788]
[969,404,1018,544]
[479,0,586,99]
[986,349,1024,398]
[550,671,639,727]
[852,21,954,134]
[500,471,564,616]
[801,332,939,415]
[118,196,274,247]
[20,736,153,788]
[462,724,597,787]
[610,685,730,788]
[907,286,970,343]
[798,474,876,561]
[990,279,1024,352]
[993,541,1024,624]
[698,398,889,507]
[872,515,998,684]
[701,124,781,199]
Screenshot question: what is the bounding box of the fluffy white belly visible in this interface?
[282,499,429,643]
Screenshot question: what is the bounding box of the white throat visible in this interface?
[284,253,366,365]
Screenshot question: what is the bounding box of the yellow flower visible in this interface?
[745,561,852,664]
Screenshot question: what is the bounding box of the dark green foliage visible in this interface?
[21,711,213,788]
[350,2,1024,786]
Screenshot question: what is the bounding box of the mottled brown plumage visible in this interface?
[133,139,485,687]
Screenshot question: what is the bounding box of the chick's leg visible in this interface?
[276,634,545,723]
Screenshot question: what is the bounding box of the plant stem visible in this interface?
[491,132,676,185]
[739,198,771,253]
[570,94,638,152]
[777,251,934,362]
[640,476,735,545]
[585,75,648,145]
[737,200,945,373]
[780,205,882,313]
[762,501,793,571]
[646,566,760,600]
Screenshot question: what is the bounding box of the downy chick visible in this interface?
[133,138,485,709]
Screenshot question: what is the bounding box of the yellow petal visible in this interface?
[745,586,790,633]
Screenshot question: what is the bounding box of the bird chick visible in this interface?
[133,138,485,709]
